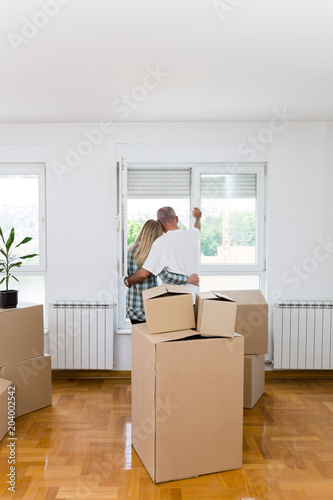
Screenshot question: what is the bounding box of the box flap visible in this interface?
[196,292,216,300]
[142,285,167,301]
[197,291,235,302]
[213,289,267,305]
[164,284,191,295]
[212,292,236,303]
[132,323,197,343]
[142,284,191,302]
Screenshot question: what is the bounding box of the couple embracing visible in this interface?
[124,206,202,324]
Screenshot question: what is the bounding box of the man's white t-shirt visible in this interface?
[143,228,200,303]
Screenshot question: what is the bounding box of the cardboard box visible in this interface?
[0,355,52,418]
[213,290,268,354]
[0,378,12,442]
[131,323,244,483]
[0,303,44,367]
[244,354,265,409]
[142,284,195,334]
[195,292,237,337]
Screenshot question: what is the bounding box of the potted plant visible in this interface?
[0,227,38,308]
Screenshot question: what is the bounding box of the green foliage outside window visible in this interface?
[229,212,255,247]
[201,212,255,256]
[201,215,222,256]
[127,219,144,246]
[127,211,255,255]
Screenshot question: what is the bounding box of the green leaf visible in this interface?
[0,277,5,284]
[0,248,7,259]
[5,228,15,253]
[15,236,32,249]
[19,254,39,260]
[10,275,20,282]
[0,227,6,245]
[8,262,22,269]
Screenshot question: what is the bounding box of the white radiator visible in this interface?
[274,301,333,369]
[49,301,116,369]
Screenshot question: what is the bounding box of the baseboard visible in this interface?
[51,369,333,380]
[265,369,333,379]
[52,370,131,379]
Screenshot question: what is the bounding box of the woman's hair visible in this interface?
[131,219,163,267]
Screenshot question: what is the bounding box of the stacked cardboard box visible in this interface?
[0,303,52,442]
[195,292,237,337]
[133,285,244,483]
[211,290,268,409]
[142,284,195,333]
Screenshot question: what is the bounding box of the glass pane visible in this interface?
[0,175,39,264]
[200,174,256,264]
[127,198,190,245]
[199,275,260,292]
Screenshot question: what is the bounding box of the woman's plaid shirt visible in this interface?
[126,245,188,321]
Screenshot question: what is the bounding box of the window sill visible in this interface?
[117,329,131,335]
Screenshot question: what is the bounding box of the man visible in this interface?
[125,207,202,302]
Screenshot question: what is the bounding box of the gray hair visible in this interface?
[157,206,177,224]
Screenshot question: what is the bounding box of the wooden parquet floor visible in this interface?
[1,377,333,500]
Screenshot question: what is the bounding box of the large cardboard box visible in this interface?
[244,354,265,409]
[0,378,12,442]
[131,323,244,483]
[0,355,52,418]
[0,303,44,367]
[195,292,237,337]
[214,290,268,354]
[142,284,195,334]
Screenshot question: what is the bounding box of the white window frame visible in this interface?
[192,163,266,274]
[117,160,193,332]
[116,144,268,333]
[0,163,46,272]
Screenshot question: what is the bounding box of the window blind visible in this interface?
[201,174,257,199]
[128,170,191,198]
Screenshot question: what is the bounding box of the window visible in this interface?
[200,174,257,264]
[192,165,265,273]
[117,147,267,333]
[118,163,191,330]
[0,164,46,306]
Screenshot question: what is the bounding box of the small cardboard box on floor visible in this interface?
[143,284,195,334]
[0,303,44,367]
[0,378,12,442]
[195,292,237,337]
[131,323,244,483]
[244,354,265,409]
[212,290,268,354]
[0,355,52,418]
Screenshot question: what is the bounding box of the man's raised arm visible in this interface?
[193,207,202,231]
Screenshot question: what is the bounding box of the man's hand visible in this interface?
[187,273,199,286]
[192,207,202,219]
[192,207,202,230]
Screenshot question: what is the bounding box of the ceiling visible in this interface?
[1,0,333,123]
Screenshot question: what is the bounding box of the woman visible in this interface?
[124,219,199,324]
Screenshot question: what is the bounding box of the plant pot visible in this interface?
[0,290,18,309]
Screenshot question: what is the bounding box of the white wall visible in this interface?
[0,122,332,368]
